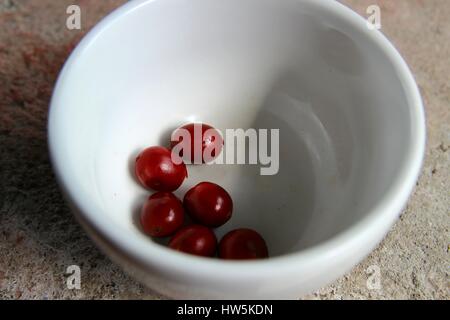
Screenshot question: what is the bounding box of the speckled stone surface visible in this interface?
[0,0,448,299]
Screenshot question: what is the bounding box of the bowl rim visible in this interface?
[48,0,426,280]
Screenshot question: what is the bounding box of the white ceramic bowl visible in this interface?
[48,0,425,299]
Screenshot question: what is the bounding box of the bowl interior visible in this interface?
[50,0,413,257]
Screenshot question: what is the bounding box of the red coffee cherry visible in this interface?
[171,123,223,164]
[135,146,187,191]
[219,228,269,260]
[168,225,217,257]
[140,192,184,237]
[183,182,233,227]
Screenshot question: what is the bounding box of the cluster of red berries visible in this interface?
[135,123,268,259]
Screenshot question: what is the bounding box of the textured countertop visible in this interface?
[0,0,448,299]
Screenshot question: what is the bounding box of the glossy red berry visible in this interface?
[183,182,233,227]
[140,192,184,237]
[168,225,217,257]
[171,123,223,164]
[135,146,187,191]
[219,228,269,260]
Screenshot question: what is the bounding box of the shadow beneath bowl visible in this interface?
[0,27,162,298]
